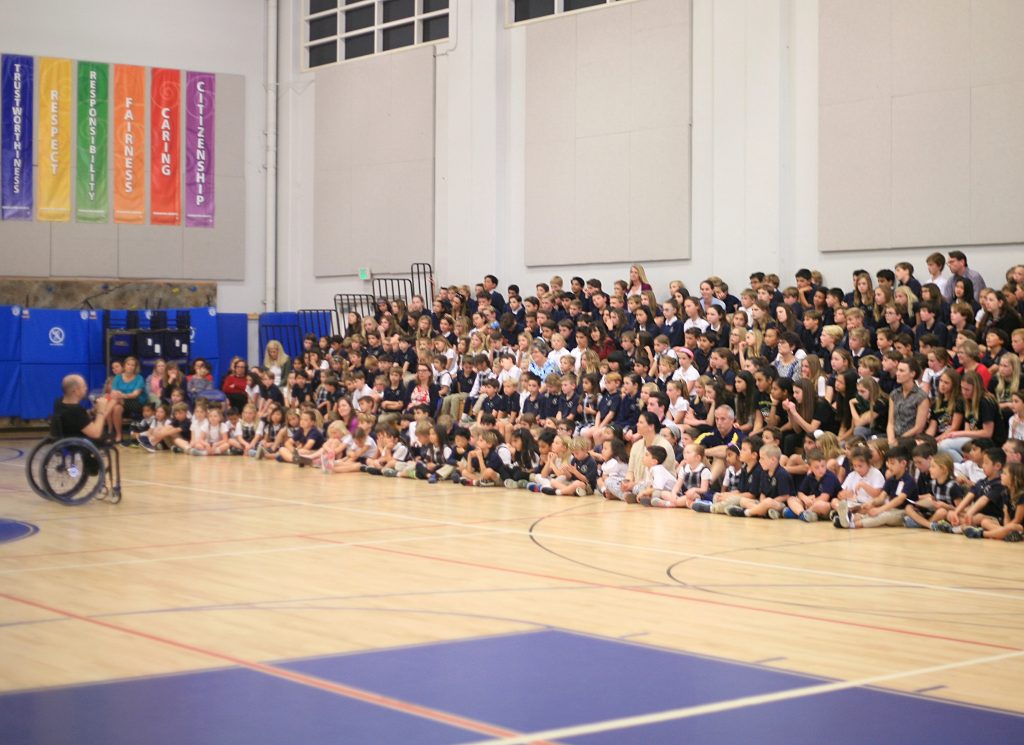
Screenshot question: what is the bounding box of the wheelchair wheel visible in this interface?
[25,438,57,502]
[39,439,107,506]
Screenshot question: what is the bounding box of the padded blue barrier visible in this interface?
[0,361,19,416]
[86,310,105,366]
[0,306,21,361]
[20,364,90,420]
[258,312,301,360]
[20,309,91,365]
[87,364,108,393]
[217,313,249,367]
[189,307,219,360]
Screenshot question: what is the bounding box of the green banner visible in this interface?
[76,61,109,222]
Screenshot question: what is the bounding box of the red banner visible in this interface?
[150,68,180,225]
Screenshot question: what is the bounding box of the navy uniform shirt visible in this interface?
[571,455,600,489]
[798,470,840,499]
[759,466,794,500]
[880,471,917,506]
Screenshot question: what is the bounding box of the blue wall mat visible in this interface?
[86,310,105,365]
[258,312,301,360]
[0,361,19,417]
[20,364,90,420]
[186,307,219,360]
[87,364,108,393]
[217,313,249,368]
[0,306,21,361]
[19,309,91,365]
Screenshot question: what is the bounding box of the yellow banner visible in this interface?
[37,57,72,221]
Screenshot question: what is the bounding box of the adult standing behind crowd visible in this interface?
[945,251,985,303]
[263,340,291,386]
[626,265,653,297]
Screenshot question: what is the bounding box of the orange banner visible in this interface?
[150,67,180,225]
[113,65,145,223]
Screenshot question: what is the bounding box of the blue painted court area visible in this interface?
[0,518,38,544]
[0,629,1018,745]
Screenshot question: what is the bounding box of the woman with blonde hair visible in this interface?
[937,370,998,462]
[263,340,291,386]
[627,264,653,297]
[927,368,963,439]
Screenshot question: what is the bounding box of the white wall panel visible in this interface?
[819,0,1024,252]
[524,0,691,268]
[630,126,689,261]
[0,220,51,276]
[891,89,971,247]
[523,17,576,145]
[50,223,119,278]
[574,133,629,264]
[575,4,632,139]
[971,82,1024,244]
[524,137,575,266]
[891,0,970,96]
[631,17,690,132]
[818,0,891,106]
[819,99,891,252]
[312,45,435,277]
[971,0,1024,86]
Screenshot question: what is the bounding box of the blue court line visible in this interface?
[0,446,24,463]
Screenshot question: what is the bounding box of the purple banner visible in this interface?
[2,55,34,220]
[184,71,214,228]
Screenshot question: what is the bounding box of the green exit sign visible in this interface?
[358,268,371,281]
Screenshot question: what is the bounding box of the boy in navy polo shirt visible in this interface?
[950,448,1008,534]
[459,428,503,486]
[712,437,763,513]
[554,373,580,432]
[615,374,641,438]
[790,448,840,522]
[727,443,793,519]
[591,372,623,447]
[835,447,917,529]
[538,374,562,427]
[476,378,502,423]
[539,436,600,496]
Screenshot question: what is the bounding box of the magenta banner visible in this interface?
[184,71,214,228]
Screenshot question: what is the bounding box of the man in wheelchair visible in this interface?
[25,374,122,504]
[54,374,111,443]
[52,374,112,479]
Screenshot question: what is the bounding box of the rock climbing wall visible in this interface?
[0,279,217,310]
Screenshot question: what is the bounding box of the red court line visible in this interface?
[345,542,1022,653]
[0,591,554,744]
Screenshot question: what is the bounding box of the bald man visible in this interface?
[53,374,110,441]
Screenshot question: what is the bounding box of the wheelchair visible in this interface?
[25,425,123,506]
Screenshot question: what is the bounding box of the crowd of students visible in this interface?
[119,252,1024,542]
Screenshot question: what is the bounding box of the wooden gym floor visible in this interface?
[0,436,1021,744]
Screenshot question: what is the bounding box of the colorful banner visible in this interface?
[1,55,33,220]
[184,71,215,228]
[37,57,72,222]
[150,67,180,225]
[113,64,145,223]
[75,61,109,222]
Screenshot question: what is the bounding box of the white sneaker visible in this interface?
[836,500,850,528]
